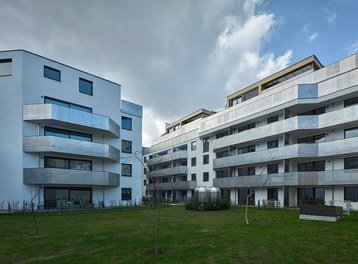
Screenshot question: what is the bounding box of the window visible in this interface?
[191,173,196,181]
[79,78,93,95]
[121,116,132,130]
[298,134,325,144]
[191,141,197,151]
[45,97,92,113]
[203,172,209,182]
[121,188,132,201]
[345,127,358,139]
[44,127,92,142]
[237,123,256,133]
[216,150,228,158]
[44,66,61,81]
[297,161,325,171]
[203,137,209,152]
[267,188,278,200]
[344,157,358,169]
[267,115,279,124]
[299,107,325,116]
[299,187,325,204]
[143,179,147,186]
[45,156,92,171]
[216,170,225,178]
[191,157,196,167]
[267,164,278,174]
[122,164,132,176]
[238,145,255,154]
[267,140,279,149]
[121,140,132,153]
[344,97,358,108]
[345,187,358,201]
[0,58,12,76]
[238,166,255,176]
[203,154,209,165]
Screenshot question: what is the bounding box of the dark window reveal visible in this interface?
[44,66,61,81]
[79,78,93,95]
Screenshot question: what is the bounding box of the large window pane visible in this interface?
[345,187,358,201]
[344,157,358,169]
[70,131,92,142]
[44,97,92,113]
[345,127,358,139]
[45,157,69,169]
[70,160,92,171]
[44,127,69,138]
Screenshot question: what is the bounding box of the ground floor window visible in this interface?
[344,187,358,201]
[298,187,325,205]
[267,188,278,200]
[44,187,92,208]
[121,188,132,201]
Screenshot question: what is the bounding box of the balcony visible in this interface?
[146,150,188,166]
[23,104,120,137]
[213,144,318,169]
[146,181,197,191]
[213,116,318,150]
[23,136,120,161]
[23,168,120,187]
[148,166,188,177]
[213,169,358,188]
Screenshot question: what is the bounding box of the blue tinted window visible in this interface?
[122,116,132,130]
[44,66,61,81]
[44,97,92,113]
[79,78,93,95]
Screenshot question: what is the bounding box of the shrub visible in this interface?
[185,197,230,211]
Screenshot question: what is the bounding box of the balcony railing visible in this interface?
[146,181,197,191]
[148,166,188,177]
[23,136,120,161]
[146,150,188,166]
[23,168,120,187]
[23,104,120,137]
[213,169,358,188]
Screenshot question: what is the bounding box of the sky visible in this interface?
[1,0,358,146]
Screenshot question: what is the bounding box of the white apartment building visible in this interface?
[0,50,142,210]
[144,54,358,210]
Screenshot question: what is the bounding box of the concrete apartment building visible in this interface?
[0,50,142,209]
[144,53,358,210]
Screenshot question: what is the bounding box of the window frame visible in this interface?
[44,65,61,81]
[44,97,92,113]
[44,156,92,171]
[191,157,196,167]
[121,140,132,153]
[79,78,93,96]
[203,172,209,182]
[344,127,358,139]
[344,157,358,169]
[0,58,12,76]
[121,163,132,177]
[121,188,132,201]
[121,116,132,130]
[267,139,279,149]
[267,115,279,124]
[203,154,209,165]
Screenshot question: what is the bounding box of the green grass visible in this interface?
[0,206,357,263]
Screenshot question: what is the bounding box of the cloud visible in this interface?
[344,40,358,55]
[308,32,318,42]
[302,23,311,33]
[0,0,292,146]
[328,12,337,24]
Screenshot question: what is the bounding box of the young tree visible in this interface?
[133,151,161,256]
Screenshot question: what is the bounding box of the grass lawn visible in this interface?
[0,206,357,263]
